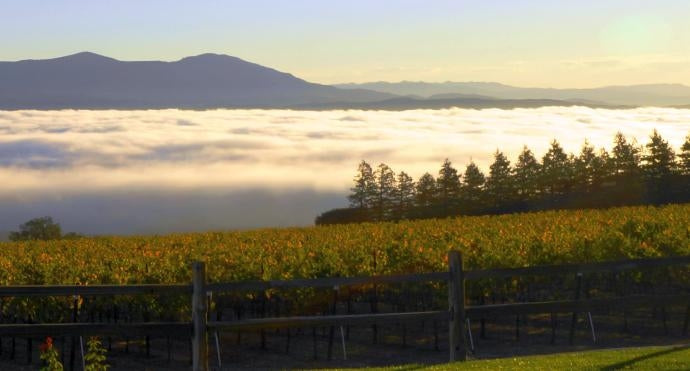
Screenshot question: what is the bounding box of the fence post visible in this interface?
[448,250,466,362]
[569,272,583,345]
[192,261,209,371]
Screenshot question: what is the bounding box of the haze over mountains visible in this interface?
[1,52,690,109]
[337,81,690,107]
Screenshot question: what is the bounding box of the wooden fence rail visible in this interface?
[0,253,688,370]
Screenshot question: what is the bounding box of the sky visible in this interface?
[2,0,690,87]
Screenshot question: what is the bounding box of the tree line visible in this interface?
[316,130,690,225]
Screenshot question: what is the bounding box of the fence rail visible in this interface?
[0,253,688,370]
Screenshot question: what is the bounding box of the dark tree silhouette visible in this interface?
[436,159,461,217]
[415,172,437,208]
[9,216,62,242]
[643,130,676,179]
[317,129,690,225]
[348,160,376,209]
[574,140,598,194]
[540,140,572,197]
[485,150,513,211]
[372,163,397,221]
[394,171,416,220]
[643,130,677,203]
[514,146,541,205]
[611,132,642,176]
[461,161,485,214]
[680,135,690,175]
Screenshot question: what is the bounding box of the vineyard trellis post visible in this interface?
[192,261,209,371]
[448,250,467,361]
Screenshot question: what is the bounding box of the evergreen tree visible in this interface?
[485,150,513,210]
[643,130,676,203]
[415,172,437,208]
[436,159,461,216]
[574,140,597,193]
[513,146,541,203]
[373,163,397,221]
[591,148,612,189]
[611,132,641,177]
[393,171,416,220]
[643,129,676,179]
[348,161,376,209]
[540,140,572,197]
[679,134,690,175]
[461,161,485,213]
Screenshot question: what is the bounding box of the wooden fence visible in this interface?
[0,253,689,370]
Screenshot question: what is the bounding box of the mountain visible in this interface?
[336,81,690,107]
[1,52,675,110]
[0,52,395,109]
[298,96,622,110]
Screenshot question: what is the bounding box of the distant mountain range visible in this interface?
[1,52,688,109]
[0,52,394,109]
[336,81,690,107]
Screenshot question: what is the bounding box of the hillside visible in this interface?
[0,53,640,110]
[0,52,394,109]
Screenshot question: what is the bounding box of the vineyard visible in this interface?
[1,203,688,287]
[0,203,689,368]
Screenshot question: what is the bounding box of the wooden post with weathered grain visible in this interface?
[192,262,209,371]
[448,250,466,362]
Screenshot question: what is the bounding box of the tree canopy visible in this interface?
[316,130,690,225]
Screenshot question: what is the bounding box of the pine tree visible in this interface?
[373,163,397,221]
[541,140,572,196]
[643,129,676,179]
[611,132,641,177]
[436,159,461,216]
[485,150,513,210]
[394,171,415,220]
[461,161,485,213]
[513,146,541,203]
[415,173,437,208]
[574,140,597,193]
[591,148,612,189]
[679,134,690,175]
[348,161,376,210]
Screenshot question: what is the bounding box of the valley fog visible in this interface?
[1,107,689,235]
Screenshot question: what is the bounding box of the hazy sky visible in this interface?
[2,1,689,87]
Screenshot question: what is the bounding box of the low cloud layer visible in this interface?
[0,107,688,234]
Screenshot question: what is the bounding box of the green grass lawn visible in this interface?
[357,345,690,370]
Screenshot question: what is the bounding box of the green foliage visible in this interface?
[643,129,676,179]
[415,172,437,208]
[679,134,690,175]
[460,161,485,212]
[611,131,641,176]
[540,139,572,196]
[348,160,376,209]
[84,337,109,371]
[394,171,416,219]
[365,345,690,370]
[513,146,541,202]
[39,337,63,371]
[437,159,461,216]
[373,163,397,221]
[485,150,513,208]
[9,216,62,242]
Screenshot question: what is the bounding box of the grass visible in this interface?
[355,345,690,370]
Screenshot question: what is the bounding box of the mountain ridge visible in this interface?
[336,81,690,107]
[1,52,686,109]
